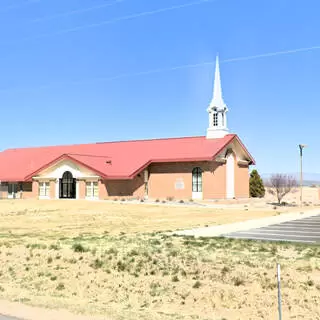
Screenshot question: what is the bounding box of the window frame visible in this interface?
[85,181,99,199]
[213,113,218,126]
[192,167,202,193]
[39,181,50,197]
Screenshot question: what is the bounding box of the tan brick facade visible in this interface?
[235,163,249,198]
[148,161,231,200]
[0,160,250,200]
[78,180,86,199]
[99,175,145,199]
[21,182,37,199]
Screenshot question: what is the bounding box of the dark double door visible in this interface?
[59,171,76,199]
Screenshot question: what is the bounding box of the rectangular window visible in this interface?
[93,182,98,198]
[39,182,50,197]
[85,182,92,198]
[86,181,99,199]
[213,113,218,126]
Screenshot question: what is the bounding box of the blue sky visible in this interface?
[0,0,319,176]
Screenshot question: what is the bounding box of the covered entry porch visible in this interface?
[32,159,101,200]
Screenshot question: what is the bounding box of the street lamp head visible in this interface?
[299,144,307,157]
[299,144,307,154]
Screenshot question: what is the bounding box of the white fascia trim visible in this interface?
[215,157,227,163]
[237,159,250,165]
[33,177,55,181]
[33,176,100,181]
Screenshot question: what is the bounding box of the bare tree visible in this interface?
[267,174,297,205]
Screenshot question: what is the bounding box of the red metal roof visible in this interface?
[0,134,254,182]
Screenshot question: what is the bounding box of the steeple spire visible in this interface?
[206,55,229,139]
[213,55,223,104]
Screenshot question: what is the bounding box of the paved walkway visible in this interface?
[173,208,320,238]
[224,214,320,243]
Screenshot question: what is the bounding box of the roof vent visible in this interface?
[106,160,112,165]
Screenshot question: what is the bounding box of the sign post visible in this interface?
[277,263,282,320]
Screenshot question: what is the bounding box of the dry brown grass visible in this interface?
[0,199,319,320]
[0,199,309,238]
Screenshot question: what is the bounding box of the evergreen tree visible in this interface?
[249,169,265,198]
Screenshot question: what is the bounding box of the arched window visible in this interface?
[62,171,73,183]
[192,167,202,192]
[59,171,76,199]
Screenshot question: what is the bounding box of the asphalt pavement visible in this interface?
[0,316,23,320]
[224,214,320,243]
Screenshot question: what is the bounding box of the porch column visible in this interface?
[55,178,59,199]
[76,180,79,199]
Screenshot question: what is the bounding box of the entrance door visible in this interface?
[8,183,18,199]
[59,171,76,199]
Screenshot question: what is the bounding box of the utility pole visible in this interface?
[299,144,307,207]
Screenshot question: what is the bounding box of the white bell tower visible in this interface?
[206,55,229,139]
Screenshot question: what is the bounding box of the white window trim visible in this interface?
[85,181,99,200]
[192,167,203,200]
[39,181,50,199]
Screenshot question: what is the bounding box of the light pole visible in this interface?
[299,144,307,207]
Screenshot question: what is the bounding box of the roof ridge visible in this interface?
[67,153,112,158]
[3,135,208,151]
[94,135,206,144]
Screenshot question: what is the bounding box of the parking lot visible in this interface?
[224,214,320,243]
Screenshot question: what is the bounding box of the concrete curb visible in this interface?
[173,209,320,238]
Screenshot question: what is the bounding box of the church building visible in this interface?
[0,57,255,201]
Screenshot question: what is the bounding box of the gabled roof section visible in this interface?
[24,154,112,181]
[0,134,254,182]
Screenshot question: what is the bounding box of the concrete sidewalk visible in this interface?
[173,208,320,238]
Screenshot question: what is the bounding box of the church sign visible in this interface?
[175,178,185,190]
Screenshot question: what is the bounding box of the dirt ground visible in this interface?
[0,199,318,320]
[0,199,314,238]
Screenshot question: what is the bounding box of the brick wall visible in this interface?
[203,162,226,199]
[50,181,56,199]
[234,163,249,198]
[148,161,227,200]
[21,182,37,199]
[78,180,86,199]
[99,175,145,199]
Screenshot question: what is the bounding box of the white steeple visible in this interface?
[206,55,229,139]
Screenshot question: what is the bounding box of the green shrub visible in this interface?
[233,276,245,286]
[49,244,60,250]
[56,283,65,290]
[91,258,104,269]
[72,243,89,253]
[249,169,265,198]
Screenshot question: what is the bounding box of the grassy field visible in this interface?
[0,200,319,320]
[0,199,310,237]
